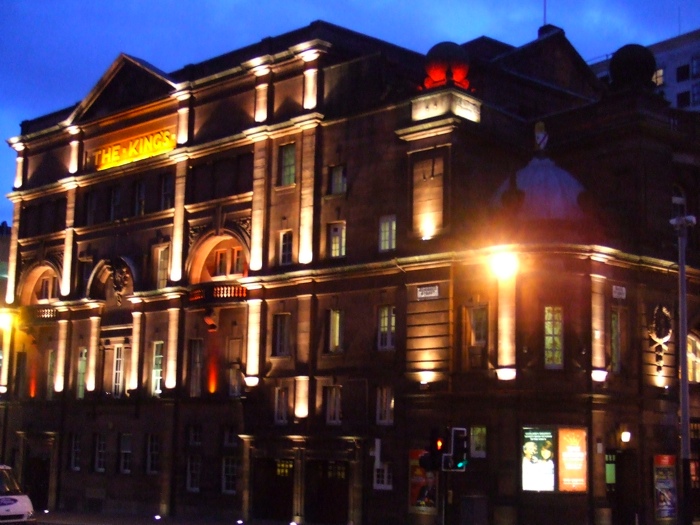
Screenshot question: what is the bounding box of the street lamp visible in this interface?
[670,195,695,525]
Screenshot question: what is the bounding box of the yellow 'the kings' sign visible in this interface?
[93,129,176,171]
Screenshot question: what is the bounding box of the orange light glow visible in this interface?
[207,356,218,394]
[93,129,176,171]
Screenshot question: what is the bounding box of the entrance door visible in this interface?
[252,458,294,521]
[607,449,639,525]
[23,456,50,511]
[304,460,349,525]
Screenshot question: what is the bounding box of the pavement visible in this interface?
[36,511,242,525]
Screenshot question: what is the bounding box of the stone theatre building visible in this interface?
[3,20,700,525]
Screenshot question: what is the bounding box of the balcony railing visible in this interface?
[188,282,247,304]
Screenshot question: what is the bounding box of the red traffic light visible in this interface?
[436,438,444,451]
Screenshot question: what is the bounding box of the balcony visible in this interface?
[188,282,247,305]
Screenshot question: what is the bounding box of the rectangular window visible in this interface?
[373,462,393,490]
[160,173,174,210]
[692,56,700,78]
[544,306,564,369]
[94,433,106,473]
[134,180,146,216]
[272,313,292,357]
[327,309,344,353]
[677,64,690,82]
[280,231,293,266]
[688,336,700,384]
[325,385,342,425]
[77,347,87,399]
[109,186,121,221]
[379,215,396,252]
[678,90,691,108]
[84,191,96,226]
[652,68,664,86]
[412,153,444,239]
[222,456,237,494]
[377,305,396,350]
[274,387,288,425]
[113,345,123,398]
[328,222,346,258]
[610,306,628,374]
[189,339,203,397]
[119,433,132,474]
[152,341,164,396]
[70,433,81,471]
[39,276,57,301]
[146,433,160,474]
[692,82,700,106]
[279,143,296,186]
[187,455,201,493]
[47,349,55,401]
[189,424,203,446]
[214,249,228,276]
[231,247,244,274]
[156,245,170,288]
[376,385,394,425]
[223,426,238,447]
[329,165,347,195]
[470,425,487,458]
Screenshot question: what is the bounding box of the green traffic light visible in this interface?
[456,459,467,469]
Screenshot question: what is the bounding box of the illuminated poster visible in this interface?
[522,427,587,493]
[522,428,555,491]
[408,449,437,514]
[558,428,587,492]
[653,455,677,521]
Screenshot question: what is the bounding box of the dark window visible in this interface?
[677,64,690,82]
[678,91,691,108]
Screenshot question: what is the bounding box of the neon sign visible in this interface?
[92,129,176,171]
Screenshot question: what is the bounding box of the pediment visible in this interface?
[70,54,177,125]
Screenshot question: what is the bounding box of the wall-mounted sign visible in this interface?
[521,426,587,493]
[417,284,439,301]
[653,454,677,521]
[612,285,626,300]
[92,129,176,171]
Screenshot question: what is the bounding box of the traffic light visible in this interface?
[419,428,446,470]
[452,427,469,471]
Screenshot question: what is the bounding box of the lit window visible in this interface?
[279,144,296,186]
[272,313,292,357]
[275,387,289,424]
[652,68,664,86]
[379,215,396,252]
[377,305,395,350]
[77,347,87,399]
[94,433,106,473]
[232,247,244,274]
[328,222,346,258]
[119,433,132,474]
[280,231,293,266]
[376,385,394,425]
[70,433,81,471]
[329,165,346,195]
[544,306,564,369]
[611,306,628,374]
[113,345,123,398]
[374,462,393,490]
[189,339,203,397]
[325,385,342,425]
[470,426,487,458]
[326,309,344,353]
[187,454,201,492]
[152,342,164,396]
[222,456,238,494]
[214,249,228,276]
[146,434,160,474]
[276,459,293,477]
[687,335,700,383]
[155,245,169,289]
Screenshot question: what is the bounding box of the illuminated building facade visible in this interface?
[2,21,700,525]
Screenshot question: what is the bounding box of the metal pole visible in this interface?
[672,209,695,525]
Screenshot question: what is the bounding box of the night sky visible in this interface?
[2,0,699,225]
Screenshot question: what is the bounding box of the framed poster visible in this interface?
[653,455,677,522]
[408,449,438,514]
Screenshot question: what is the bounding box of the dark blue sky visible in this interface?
[2,0,699,226]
